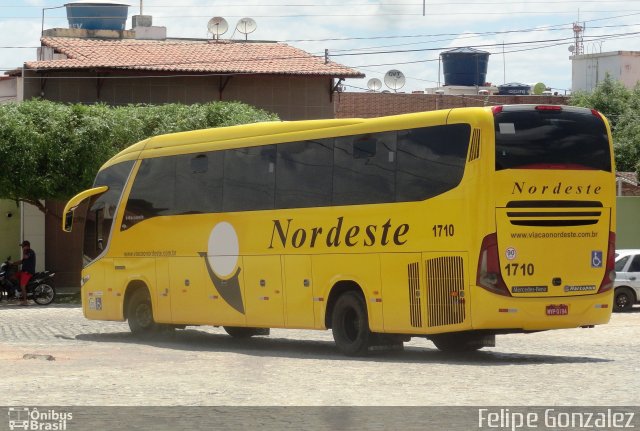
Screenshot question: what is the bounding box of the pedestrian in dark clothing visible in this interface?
[13,241,35,306]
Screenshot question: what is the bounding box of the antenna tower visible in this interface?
[572,22,584,55]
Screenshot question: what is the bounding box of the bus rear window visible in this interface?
[494,108,611,171]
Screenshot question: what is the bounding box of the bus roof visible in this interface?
[101,106,498,170]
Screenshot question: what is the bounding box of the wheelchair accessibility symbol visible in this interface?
[591,251,603,268]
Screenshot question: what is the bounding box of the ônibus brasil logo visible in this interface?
[7,407,73,431]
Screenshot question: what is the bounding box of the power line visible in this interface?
[327,23,640,54]
[0,1,634,6]
[285,12,640,42]
[3,9,640,19]
[0,18,638,53]
[330,31,640,58]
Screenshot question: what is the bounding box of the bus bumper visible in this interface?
[470,287,613,331]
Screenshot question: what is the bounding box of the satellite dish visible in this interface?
[568,44,575,53]
[533,82,547,95]
[236,18,257,40]
[207,17,228,39]
[367,78,382,92]
[384,69,406,91]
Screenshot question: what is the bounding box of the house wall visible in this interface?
[45,201,83,288]
[0,200,20,262]
[619,181,640,197]
[334,93,569,118]
[24,71,335,120]
[0,77,17,103]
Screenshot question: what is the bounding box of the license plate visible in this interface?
[546,304,569,316]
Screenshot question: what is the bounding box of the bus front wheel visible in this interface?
[127,289,158,334]
[331,291,371,356]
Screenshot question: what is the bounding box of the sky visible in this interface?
[1,0,640,94]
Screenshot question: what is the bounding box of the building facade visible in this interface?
[571,51,640,92]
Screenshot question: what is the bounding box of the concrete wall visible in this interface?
[0,200,20,261]
[572,51,640,92]
[616,197,640,249]
[0,77,17,103]
[334,92,569,118]
[24,71,335,120]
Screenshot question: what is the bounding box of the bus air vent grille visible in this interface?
[468,128,481,162]
[426,256,465,327]
[506,201,602,227]
[407,262,422,327]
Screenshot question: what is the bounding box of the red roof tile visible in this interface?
[25,37,364,78]
[617,171,639,186]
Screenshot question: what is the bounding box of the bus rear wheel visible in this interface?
[331,291,371,356]
[127,289,158,334]
[430,332,494,352]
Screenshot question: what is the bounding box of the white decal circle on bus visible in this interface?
[207,222,239,278]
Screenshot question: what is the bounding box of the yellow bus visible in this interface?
[63,104,616,355]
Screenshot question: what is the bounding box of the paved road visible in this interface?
[0,303,638,406]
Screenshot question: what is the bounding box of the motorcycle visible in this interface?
[0,257,56,305]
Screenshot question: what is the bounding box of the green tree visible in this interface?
[570,74,640,179]
[0,100,278,212]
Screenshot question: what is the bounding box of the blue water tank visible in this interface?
[498,82,531,95]
[65,1,129,31]
[441,47,490,86]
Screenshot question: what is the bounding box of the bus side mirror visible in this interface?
[62,185,109,233]
[63,210,74,233]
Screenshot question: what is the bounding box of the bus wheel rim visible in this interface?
[136,303,152,327]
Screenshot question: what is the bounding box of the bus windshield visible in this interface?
[83,161,134,265]
[494,106,611,172]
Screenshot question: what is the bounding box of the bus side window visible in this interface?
[353,136,377,159]
[333,132,396,205]
[175,153,223,214]
[396,124,470,201]
[223,145,276,212]
[276,139,333,209]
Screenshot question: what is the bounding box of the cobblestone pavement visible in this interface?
[0,303,639,406]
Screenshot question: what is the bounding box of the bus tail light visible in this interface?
[597,231,616,294]
[591,109,603,120]
[477,233,511,297]
[491,106,503,115]
[534,105,562,111]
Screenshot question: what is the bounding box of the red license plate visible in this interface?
[546,304,569,316]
